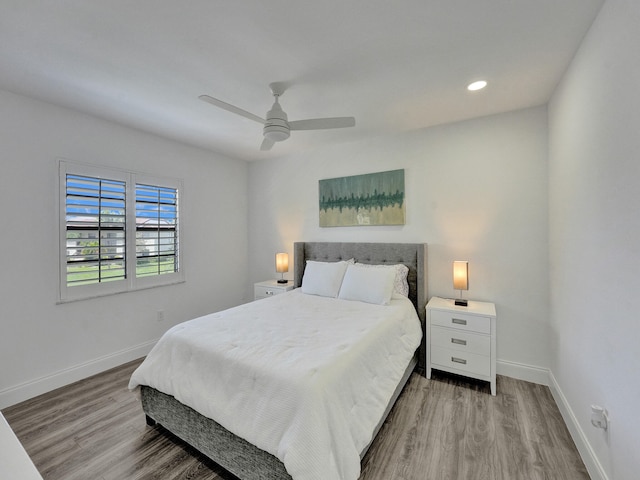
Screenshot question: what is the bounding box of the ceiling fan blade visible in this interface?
[199,95,265,124]
[289,117,355,131]
[260,137,275,151]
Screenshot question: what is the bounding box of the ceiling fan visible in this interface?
[199,82,356,151]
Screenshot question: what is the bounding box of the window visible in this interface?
[135,184,178,278]
[59,161,183,302]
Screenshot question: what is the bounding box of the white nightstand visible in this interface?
[426,296,497,395]
[254,280,295,300]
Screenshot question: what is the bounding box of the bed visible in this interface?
[129,242,427,480]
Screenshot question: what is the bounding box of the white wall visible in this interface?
[248,106,550,379]
[0,89,249,408]
[548,0,640,478]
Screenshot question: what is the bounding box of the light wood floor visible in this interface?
[2,359,589,480]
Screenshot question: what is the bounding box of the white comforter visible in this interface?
[128,290,422,480]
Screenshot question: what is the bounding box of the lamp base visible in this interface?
[454,298,468,307]
[277,279,288,284]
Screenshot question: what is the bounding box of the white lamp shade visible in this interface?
[275,253,289,273]
[453,261,469,291]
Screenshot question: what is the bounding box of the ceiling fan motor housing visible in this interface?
[263,99,290,142]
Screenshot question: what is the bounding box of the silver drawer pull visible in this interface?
[451,357,467,365]
[451,338,467,346]
[266,290,274,295]
[452,318,467,325]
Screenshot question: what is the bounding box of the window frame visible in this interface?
[58,160,184,303]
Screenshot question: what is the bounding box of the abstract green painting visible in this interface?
[319,169,405,227]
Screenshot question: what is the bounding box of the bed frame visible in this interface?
[141,242,428,480]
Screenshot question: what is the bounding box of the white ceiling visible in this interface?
[0,0,604,162]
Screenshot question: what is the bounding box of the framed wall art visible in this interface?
[319,169,405,227]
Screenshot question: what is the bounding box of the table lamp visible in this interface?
[453,261,468,306]
[275,253,289,284]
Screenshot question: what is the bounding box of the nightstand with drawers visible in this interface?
[426,296,497,395]
[254,280,295,300]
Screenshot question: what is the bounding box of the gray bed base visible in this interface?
[141,242,428,480]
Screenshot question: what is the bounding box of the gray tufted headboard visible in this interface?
[293,242,428,374]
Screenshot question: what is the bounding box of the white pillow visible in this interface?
[338,263,396,305]
[353,263,409,298]
[301,260,349,298]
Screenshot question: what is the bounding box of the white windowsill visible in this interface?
[56,278,186,304]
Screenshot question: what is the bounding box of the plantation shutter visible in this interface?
[135,184,178,277]
[65,174,126,286]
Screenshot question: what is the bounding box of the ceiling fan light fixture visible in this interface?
[264,124,290,142]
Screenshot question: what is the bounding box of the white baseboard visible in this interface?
[0,340,157,410]
[547,371,608,480]
[497,358,550,385]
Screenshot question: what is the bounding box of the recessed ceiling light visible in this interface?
[467,80,487,91]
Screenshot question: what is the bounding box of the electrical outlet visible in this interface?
[157,310,165,322]
[591,404,609,430]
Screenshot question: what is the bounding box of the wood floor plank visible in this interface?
[2,360,589,480]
